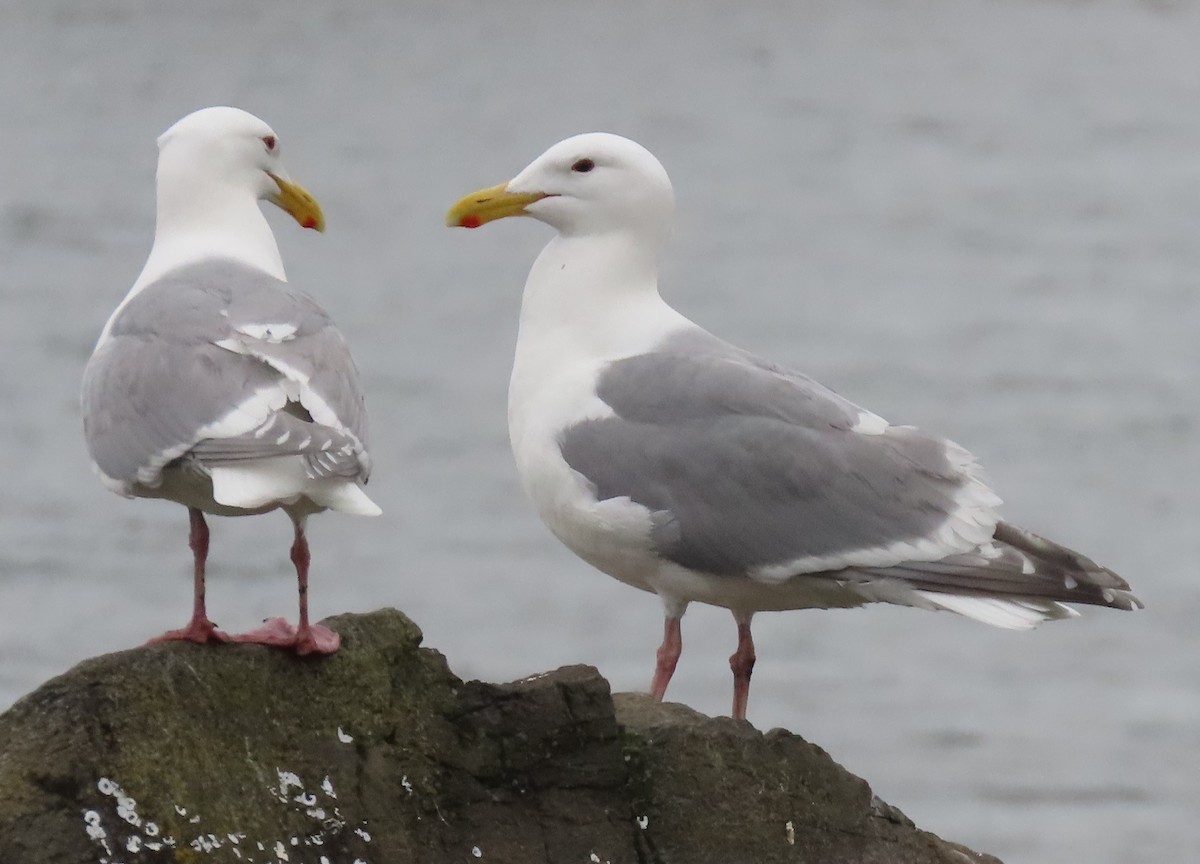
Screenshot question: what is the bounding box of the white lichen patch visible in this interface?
[337,726,354,743]
[193,833,223,853]
[472,845,483,858]
[83,808,110,856]
[273,769,304,802]
[636,815,649,830]
[83,770,374,864]
[116,795,138,821]
[785,819,796,845]
[321,775,338,798]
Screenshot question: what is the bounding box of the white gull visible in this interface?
[83,107,379,655]
[447,132,1140,719]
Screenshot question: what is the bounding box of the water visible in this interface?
[2,2,1198,862]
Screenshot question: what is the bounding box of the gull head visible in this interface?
[447,132,674,241]
[155,106,324,232]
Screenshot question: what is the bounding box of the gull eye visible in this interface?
[571,158,595,173]
[262,135,277,152]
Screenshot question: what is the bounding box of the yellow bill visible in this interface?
[446,183,548,228]
[267,172,325,232]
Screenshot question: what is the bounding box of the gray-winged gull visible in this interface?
[82,107,379,655]
[446,132,1141,719]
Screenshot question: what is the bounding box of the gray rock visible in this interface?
[0,609,1001,863]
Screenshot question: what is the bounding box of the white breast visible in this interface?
[506,275,691,593]
[507,353,659,592]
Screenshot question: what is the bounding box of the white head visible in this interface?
[446,132,675,245]
[154,106,324,235]
[122,106,325,297]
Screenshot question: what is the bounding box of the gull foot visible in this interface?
[145,618,230,645]
[295,622,341,656]
[230,618,340,655]
[229,616,298,647]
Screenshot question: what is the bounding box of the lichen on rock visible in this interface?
[0,609,1001,863]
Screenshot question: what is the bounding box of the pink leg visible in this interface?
[650,617,682,701]
[729,616,756,720]
[231,516,339,655]
[290,521,339,655]
[146,508,230,645]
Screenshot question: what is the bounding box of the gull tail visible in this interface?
[210,459,381,516]
[853,521,1141,630]
[211,460,307,510]
[914,593,1078,631]
[305,478,382,516]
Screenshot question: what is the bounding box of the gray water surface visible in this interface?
[2,2,1197,862]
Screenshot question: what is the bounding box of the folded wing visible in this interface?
[82,260,377,515]
[559,328,1137,621]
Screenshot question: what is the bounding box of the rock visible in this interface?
[0,609,1000,863]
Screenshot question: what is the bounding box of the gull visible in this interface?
[446,132,1140,718]
[83,107,379,655]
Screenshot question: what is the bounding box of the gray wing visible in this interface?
[561,329,966,577]
[560,328,1136,609]
[82,260,371,492]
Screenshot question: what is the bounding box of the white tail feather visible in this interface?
[211,460,307,509]
[916,591,1079,630]
[210,458,381,515]
[305,479,382,516]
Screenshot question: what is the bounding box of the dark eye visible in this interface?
[262,135,277,152]
[571,158,595,173]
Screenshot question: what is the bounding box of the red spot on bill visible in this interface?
[302,217,318,229]
[460,214,482,229]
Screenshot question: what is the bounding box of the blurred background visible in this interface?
[2,2,1198,862]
